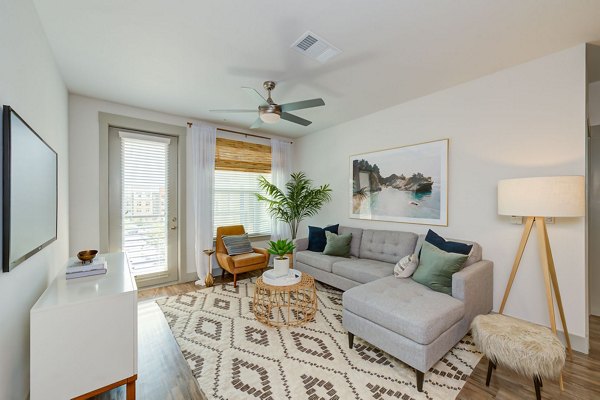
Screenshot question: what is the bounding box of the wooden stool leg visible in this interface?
[486,360,496,386]
[416,370,424,392]
[533,376,542,400]
[348,332,354,349]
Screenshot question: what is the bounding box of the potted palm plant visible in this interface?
[256,172,332,240]
[268,239,296,277]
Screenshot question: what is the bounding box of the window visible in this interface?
[119,132,173,274]
[213,137,272,236]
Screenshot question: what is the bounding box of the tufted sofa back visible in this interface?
[359,229,418,264]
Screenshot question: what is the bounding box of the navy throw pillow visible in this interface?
[307,224,339,252]
[421,229,473,256]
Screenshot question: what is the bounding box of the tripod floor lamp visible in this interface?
[497,176,585,355]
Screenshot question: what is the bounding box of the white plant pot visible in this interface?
[273,257,290,277]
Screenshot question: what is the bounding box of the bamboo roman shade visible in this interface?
[215,137,271,173]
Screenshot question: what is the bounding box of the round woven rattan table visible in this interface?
[253,272,317,327]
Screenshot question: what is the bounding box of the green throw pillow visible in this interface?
[323,231,352,257]
[412,241,469,295]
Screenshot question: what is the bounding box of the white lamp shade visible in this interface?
[498,176,585,217]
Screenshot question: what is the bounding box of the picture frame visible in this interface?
[349,139,448,226]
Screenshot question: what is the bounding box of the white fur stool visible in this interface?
[471,314,566,400]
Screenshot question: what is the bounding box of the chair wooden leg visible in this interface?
[534,376,542,400]
[486,360,496,386]
[233,273,237,288]
[416,370,424,392]
[221,268,225,281]
[348,332,354,349]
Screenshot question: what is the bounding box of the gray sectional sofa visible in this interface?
[294,226,493,392]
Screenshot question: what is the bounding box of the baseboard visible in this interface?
[556,330,589,354]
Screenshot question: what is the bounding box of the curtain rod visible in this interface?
[186,122,293,144]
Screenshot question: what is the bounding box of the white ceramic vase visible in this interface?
[273,257,290,277]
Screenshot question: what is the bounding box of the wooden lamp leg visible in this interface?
[536,219,566,391]
[540,221,572,356]
[536,219,557,334]
[499,216,535,314]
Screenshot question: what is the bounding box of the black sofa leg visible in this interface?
[486,359,496,386]
[347,332,354,349]
[416,370,424,392]
[533,376,542,400]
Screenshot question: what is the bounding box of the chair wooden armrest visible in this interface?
[252,247,269,258]
[216,252,235,271]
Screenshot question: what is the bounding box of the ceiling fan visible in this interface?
[209,81,325,129]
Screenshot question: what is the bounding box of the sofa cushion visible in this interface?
[343,276,465,345]
[323,231,352,257]
[295,250,348,273]
[412,242,469,295]
[308,224,339,252]
[339,226,363,258]
[332,259,395,284]
[423,229,473,256]
[359,229,418,263]
[416,234,482,267]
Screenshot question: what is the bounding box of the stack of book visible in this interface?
[66,256,108,279]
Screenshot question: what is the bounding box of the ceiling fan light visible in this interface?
[260,111,280,124]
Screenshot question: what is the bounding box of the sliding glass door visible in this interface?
[108,128,178,287]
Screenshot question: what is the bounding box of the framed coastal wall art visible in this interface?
[349,139,448,226]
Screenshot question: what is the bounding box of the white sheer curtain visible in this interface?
[270,138,293,240]
[186,123,216,284]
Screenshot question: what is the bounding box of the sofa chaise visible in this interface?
[294,226,493,392]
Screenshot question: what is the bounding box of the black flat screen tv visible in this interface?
[2,106,57,272]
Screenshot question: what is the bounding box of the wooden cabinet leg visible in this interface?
[126,378,136,400]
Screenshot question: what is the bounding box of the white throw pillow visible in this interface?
[394,253,419,278]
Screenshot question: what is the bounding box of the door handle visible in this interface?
[170,225,177,230]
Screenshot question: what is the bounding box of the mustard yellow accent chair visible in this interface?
[215,225,269,287]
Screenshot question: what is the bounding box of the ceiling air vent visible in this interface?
[291,31,341,63]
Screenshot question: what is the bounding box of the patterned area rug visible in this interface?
[156,278,482,400]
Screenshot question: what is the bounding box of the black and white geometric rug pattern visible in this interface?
[156,278,482,400]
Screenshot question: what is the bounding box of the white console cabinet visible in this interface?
[30,252,138,399]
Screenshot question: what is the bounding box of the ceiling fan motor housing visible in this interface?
[259,104,281,123]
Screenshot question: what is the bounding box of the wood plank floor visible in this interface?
[98,270,600,399]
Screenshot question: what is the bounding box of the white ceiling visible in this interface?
[33,0,600,138]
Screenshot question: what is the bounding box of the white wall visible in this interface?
[589,127,600,317]
[0,0,69,398]
[295,45,588,350]
[589,81,600,125]
[589,80,600,316]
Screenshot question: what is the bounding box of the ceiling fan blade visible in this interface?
[280,98,325,113]
[250,117,263,129]
[281,112,312,126]
[242,86,268,106]
[208,109,257,113]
